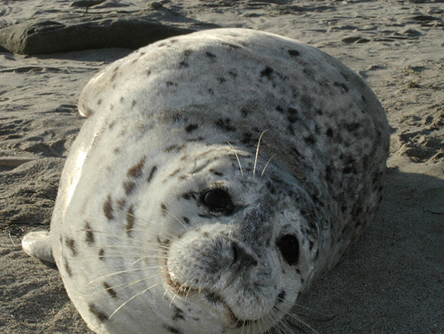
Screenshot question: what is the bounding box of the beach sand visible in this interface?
[0,0,443,333]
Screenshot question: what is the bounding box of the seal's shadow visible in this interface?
[294,167,444,334]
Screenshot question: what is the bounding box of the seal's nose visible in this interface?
[230,241,258,270]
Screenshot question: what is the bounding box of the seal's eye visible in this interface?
[200,188,233,213]
[276,234,299,265]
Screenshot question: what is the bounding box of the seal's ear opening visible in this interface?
[276,234,300,265]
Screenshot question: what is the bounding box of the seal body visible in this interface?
[22,28,389,333]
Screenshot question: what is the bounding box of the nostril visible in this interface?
[231,242,258,268]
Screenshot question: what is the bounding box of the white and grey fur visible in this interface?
[22,28,390,333]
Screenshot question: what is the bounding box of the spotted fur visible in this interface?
[22,29,389,334]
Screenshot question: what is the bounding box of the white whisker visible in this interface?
[260,154,276,178]
[109,282,161,320]
[84,266,155,287]
[227,142,244,179]
[253,130,268,176]
[102,272,162,292]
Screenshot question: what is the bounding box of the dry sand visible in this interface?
[0,0,443,333]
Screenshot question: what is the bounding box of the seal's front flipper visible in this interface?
[22,231,55,265]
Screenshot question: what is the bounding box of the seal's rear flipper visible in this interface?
[22,231,55,265]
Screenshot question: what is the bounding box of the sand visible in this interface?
[0,0,443,333]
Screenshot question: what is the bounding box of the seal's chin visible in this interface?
[165,269,264,329]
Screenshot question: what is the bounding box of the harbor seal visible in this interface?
[22,28,390,333]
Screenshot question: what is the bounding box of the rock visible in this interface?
[0,5,219,55]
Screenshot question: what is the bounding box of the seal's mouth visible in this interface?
[165,267,259,328]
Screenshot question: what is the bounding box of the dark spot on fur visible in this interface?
[206,292,223,304]
[117,198,126,210]
[240,108,250,117]
[325,165,334,184]
[120,96,124,103]
[147,165,158,183]
[266,181,277,194]
[241,132,254,145]
[215,118,236,132]
[89,303,108,322]
[345,122,361,132]
[190,163,208,175]
[146,69,151,76]
[169,169,181,178]
[179,61,189,68]
[275,105,284,113]
[185,124,199,132]
[157,236,170,246]
[334,81,349,93]
[103,282,117,298]
[221,42,240,49]
[291,147,303,159]
[206,52,216,59]
[166,81,177,87]
[173,306,185,321]
[288,114,299,124]
[164,325,182,334]
[326,128,334,137]
[97,99,102,105]
[288,49,300,57]
[123,181,136,195]
[343,166,357,174]
[183,49,192,56]
[126,206,135,237]
[165,144,186,152]
[131,99,136,108]
[304,135,316,145]
[183,217,190,224]
[182,192,197,200]
[84,222,95,245]
[161,203,168,216]
[103,195,114,220]
[275,290,286,306]
[361,94,366,102]
[300,94,313,111]
[228,70,237,78]
[218,77,226,83]
[65,237,77,256]
[64,259,72,277]
[99,248,104,261]
[128,157,146,177]
[209,169,223,176]
[260,66,274,79]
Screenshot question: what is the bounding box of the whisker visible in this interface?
[260,154,276,178]
[84,266,156,287]
[228,142,244,179]
[281,310,318,334]
[293,303,337,320]
[109,282,161,320]
[101,272,163,292]
[126,212,180,241]
[253,130,268,176]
